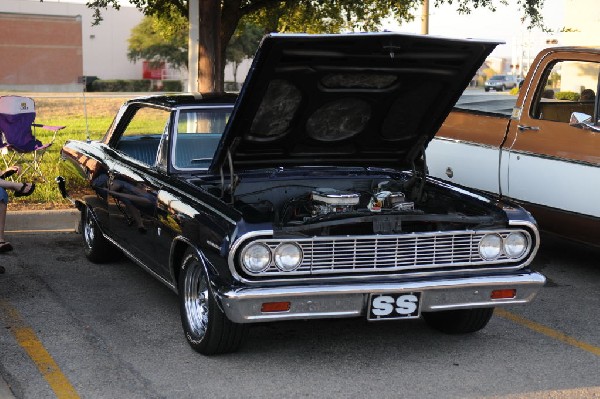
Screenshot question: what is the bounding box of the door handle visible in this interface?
[517,124,540,131]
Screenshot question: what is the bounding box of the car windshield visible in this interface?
[172,107,232,170]
[490,75,506,81]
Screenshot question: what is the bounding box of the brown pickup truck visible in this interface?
[427,46,600,246]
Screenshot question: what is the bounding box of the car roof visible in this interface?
[123,93,238,108]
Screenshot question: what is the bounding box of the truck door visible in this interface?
[427,96,511,195]
[503,54,600,221]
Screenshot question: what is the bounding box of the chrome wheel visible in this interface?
[178,248,248,355]
[82,207,119,263]
[83,211,95,249]
[182,257,210,338]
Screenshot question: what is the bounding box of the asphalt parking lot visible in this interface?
[0,230,599,399]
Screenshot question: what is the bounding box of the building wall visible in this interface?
[0,0,144,91]
[0,12,83,90]
[562,0,600,47]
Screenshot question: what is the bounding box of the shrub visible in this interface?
[161,80,183,92]
[91,79,152,92]
[89,79,183,92]
[555,91,580,101]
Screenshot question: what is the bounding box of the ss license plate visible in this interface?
[368,292,421,321]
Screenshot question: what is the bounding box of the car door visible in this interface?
[108,104,171,278]
[502,54,600,240]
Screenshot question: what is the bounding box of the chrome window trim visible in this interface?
[171,105,234,172]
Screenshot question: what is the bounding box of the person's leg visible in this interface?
[0,188,12,255]
[0,178,34,193]
[0,202,6,243]
[0,199,5,272]
[0,189,7,243]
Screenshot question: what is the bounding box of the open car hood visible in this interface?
[210,33,499,173]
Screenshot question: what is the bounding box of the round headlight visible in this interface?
[504,232,527,258]
[241,243,271,273]
[274,243,303,272]
[479,234,502,260]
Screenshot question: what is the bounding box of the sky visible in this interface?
[381,0,565,58]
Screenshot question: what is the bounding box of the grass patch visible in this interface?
[4,94,133,209]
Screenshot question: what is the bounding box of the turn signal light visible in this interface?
[491,289,516,299]
[261,302,291,313]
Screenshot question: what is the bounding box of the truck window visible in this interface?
[532,60,599,123]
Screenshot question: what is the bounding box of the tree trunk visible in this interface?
[198,0,222,92]
[220,0,242,92]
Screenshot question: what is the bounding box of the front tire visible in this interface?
[82,207,120,263]
[423,308,494,334]
[178,248,248,355]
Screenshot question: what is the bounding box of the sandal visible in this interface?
[0,241,13,253]
[0,166,19,179]
[14,182,35,197]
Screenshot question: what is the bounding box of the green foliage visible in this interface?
[90,80,183,92]
[226,20,264,82]
[226,20,263,64]
[555,91,580,101]
[88,0,546,30]
[127,13,188,69]
[162,80,183,91]
[92,79,151,91]
[89,0,546,92]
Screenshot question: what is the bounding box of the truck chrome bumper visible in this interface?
[218,272,546,323]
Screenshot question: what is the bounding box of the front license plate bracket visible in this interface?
[368,292,422,321]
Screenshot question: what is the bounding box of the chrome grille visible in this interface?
[237,229,531,277]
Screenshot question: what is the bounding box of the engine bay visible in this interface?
[201,171,506,236]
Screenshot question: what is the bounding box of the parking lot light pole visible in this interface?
[188,0,199,92]
[421,0,429,35]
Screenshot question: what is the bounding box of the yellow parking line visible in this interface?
[0,300,80,399]
[496,308,600,357]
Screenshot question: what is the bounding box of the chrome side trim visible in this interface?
[506,148,600,168]
[432,136,499,151]
[218,272,546,323]
[103,233,177,293]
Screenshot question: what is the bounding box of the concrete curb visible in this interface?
[6,209,80,233]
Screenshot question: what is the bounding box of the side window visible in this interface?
[116,106,170,166]
[173,108,231,170]
[532,60,599,123]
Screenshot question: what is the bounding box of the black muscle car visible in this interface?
[59,33,545,355]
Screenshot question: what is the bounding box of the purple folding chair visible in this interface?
[0,96,65,180]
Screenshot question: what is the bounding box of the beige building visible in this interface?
[0,12,83,91]
[0,0,144,91]
[562,0,600,47]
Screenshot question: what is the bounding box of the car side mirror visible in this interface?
[569,112,600,132]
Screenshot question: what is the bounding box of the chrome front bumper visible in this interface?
[218,272,546,323]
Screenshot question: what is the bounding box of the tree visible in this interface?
[225,20,263,84]
[86,0,546,92]
[127,13,188,69]
[127,15,264,85]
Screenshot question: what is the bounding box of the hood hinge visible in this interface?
[220,149,239,203]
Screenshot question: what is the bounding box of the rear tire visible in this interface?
[82,207,120,263]
[423,308,494,334]
[178,248,248,355]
